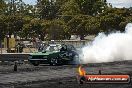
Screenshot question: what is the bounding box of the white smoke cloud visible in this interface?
[80,23,132,64]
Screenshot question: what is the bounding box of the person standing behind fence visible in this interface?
[16,43,23,53]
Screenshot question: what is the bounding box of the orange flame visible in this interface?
[78,65,86,76]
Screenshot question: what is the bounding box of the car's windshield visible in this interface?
[45,44,61,52]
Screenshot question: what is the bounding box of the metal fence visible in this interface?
[1,39,93,53]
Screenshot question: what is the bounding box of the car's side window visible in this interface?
[66,45,75,51]
[60,45,67,51]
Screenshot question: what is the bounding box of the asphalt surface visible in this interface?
[0,60,132,88]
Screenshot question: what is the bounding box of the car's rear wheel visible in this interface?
[50,58,59,66]
[32,61,40,66]
[69,55,79,65]
[73,55,80,64]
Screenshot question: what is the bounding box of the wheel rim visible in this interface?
[33,61,39,66]
[51,58,58,65]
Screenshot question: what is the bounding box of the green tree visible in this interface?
[46,19,69,40]
[3,15,23,37]
[0,0,7,14]
[59,0,81,15]
[22,18,42,39]
[21,16,32,39]
[119,16,132,31]
[76,0,108,15]
[59,0,81,22]
[85,16,100,35]
[37,0,58,20]
[68,15,100,39]
[0,15,7,39]
[99,8,131,33]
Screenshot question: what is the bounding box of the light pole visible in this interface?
[0,29,3,54]
[6,35,10,53]
[0,37,2,54]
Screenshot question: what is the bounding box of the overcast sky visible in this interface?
[22,0,37,5]
[22,0,132,8]
[107,0,132,8]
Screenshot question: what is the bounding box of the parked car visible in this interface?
[28,44,79,66]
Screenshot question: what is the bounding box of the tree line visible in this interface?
[0,0,132,40]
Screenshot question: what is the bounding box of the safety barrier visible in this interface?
[0,53,30,64]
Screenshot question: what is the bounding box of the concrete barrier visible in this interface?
[0,53,31,62]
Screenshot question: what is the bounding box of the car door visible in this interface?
[59,45,70,60]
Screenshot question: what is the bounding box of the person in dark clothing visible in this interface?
[16,43,23,53]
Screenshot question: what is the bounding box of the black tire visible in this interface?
[32,61,39,66]
[79,76,86,84]
[69,55,79,65]
[74,55,80,64]
[50,58,59,66]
